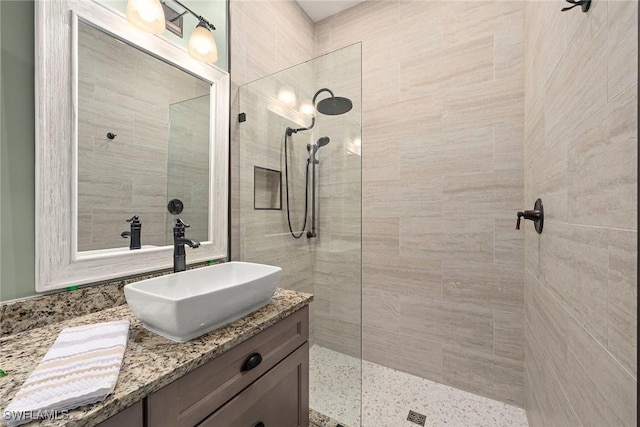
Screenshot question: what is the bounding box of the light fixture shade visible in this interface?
[126,0,166,34]
[188,23,218,63]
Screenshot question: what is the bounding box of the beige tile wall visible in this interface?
[77,22,210,251]
[523,0,637,426]
[313,44,362,358]
[316,0,525,406]
[229,0,316,263]
[229,0,317,341]
[166,95,210,244]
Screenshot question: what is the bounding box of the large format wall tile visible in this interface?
[363,325,443,383]
[442,344,524,406]
[442,261,523,311]
[539,222,609,345]
[493,309,524,361]
[607,229,638,377]
[400,218,495,262]
[524,0,637,425]
[566,317,637,427]
[567,84,637,230]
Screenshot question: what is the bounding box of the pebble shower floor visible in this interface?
[309,345,529,427]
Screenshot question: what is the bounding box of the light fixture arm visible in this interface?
[171,0,216,30]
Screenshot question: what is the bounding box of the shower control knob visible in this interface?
[516,198,544,234]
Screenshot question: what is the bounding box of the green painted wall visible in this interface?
[0,0,36,301]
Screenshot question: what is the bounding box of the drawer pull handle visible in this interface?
[253,423,265,427]
[241,353,263,371]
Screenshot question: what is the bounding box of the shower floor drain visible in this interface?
[407,410,426,426]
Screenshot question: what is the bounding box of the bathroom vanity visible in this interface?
[0,289,311,427]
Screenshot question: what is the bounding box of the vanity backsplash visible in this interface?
[0,261,219,337]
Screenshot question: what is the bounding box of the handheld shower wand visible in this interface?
[307,137,330,238]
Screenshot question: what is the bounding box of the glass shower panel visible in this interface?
[239,43,362,427]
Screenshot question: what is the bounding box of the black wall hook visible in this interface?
[561,0,591,13]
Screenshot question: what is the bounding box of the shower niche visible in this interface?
[254,166,282,210]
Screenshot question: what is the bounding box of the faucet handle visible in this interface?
[175,218,190,228]
[516,211,524,230]
[126,215,139,223]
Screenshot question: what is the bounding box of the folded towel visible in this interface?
[4,320,130,426]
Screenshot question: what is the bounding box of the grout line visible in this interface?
[541,219,637,233]
[528,268,637,381]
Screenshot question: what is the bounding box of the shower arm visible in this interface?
[286,88,335,135]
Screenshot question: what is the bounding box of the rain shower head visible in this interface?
[285,88,352,136]
[313,88,352,116]
[316,96,353,116]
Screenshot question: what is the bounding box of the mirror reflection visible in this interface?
[77,20,210,253]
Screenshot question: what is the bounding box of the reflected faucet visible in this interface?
[173,218,200,273]
[121,215,142,250]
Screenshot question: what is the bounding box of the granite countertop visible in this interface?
[0,288,313,427]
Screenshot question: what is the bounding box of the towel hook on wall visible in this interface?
[561,0,591,13]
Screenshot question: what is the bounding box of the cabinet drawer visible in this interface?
[199,342,309,427]
[147,306,308,427]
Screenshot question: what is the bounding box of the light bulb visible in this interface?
[138,8,156,23]
[188,22,218,63]
[126,0,166,34]
[278,87,297,107]
[299,101,314,116]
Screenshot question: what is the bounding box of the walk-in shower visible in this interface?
[284,88,353,239]
[239,42,362,427]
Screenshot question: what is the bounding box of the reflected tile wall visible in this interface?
[77,22,210,251]
[523,0,637,426]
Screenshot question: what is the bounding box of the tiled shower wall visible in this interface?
[77,23,209,250]
[523,1,637,426]
[316,1,526,406]
[312,45,362,358]
[229,0,316,322]
[229,0,315,264]
[231,3,363,355]
[237,63,317,307]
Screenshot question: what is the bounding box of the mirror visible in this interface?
[36,0,229,292]
[76,21,210,253]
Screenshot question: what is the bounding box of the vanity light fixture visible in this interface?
[126,0,218,63]
[171,0,218,63]
[126,0,166,34]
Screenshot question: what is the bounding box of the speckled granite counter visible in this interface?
[0,288,313,427]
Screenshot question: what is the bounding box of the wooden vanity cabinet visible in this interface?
[96,401,143,427]
[147,306,309,427]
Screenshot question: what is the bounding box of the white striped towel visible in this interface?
[3,320,130,426]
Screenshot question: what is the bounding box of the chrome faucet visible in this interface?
[173,218,200,273]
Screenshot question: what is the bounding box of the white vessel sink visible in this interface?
[124,262,282,342]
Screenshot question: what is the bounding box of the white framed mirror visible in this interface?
[35,0,229,292]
